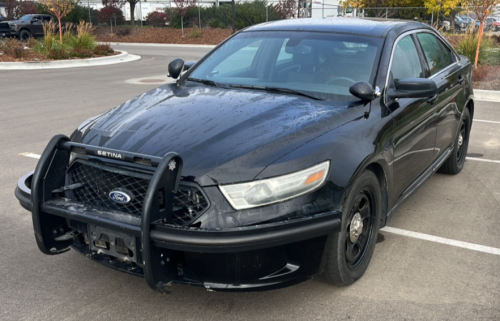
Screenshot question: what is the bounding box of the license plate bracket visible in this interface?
[89,225,137,263]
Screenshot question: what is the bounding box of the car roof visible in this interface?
[244,18,429,38]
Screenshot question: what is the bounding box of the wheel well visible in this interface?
[466,99,474,121]
[365,163,389,228]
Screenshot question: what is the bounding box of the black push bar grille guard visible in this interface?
[31,134,183,291]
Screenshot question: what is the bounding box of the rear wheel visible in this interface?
[438,108,471,175]
[323,170,381,286]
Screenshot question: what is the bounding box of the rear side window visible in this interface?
[390,35,423,83]
[417,33,455,76]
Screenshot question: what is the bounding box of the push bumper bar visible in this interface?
[15,135,341,291]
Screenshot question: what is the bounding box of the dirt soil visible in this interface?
[94,26,233,45]
[0,50,46,62]
[0,50,120,62]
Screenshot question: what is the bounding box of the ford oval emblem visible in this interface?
[109,189,134,204]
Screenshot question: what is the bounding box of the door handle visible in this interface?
[457,76,464,85]
[427,94,438,104]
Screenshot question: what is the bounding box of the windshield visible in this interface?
[19,15,33,22]
[189,31,382,99]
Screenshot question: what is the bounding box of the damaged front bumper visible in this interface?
[15,135,342,292]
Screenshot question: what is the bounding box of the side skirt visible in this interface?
[385,147,453,224]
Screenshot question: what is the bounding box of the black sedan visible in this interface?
[15,18,473,292]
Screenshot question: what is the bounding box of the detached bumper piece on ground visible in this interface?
[15,135,341,292]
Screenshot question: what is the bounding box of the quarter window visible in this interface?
[417,33,455,76]
[390,35,423,83]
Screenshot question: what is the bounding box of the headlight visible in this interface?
[220,161,330,210]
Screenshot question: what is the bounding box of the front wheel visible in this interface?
[438,108,471,175]
[19,30,31,41]
[323,170,381,286]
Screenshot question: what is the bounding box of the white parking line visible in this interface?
[381,226,500,256]
[474,119,500,124]
[19,152,41,159]
[466,157,500,164]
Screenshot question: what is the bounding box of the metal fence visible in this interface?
[78,1,496,30]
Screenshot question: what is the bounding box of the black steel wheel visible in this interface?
[19,30,31,41]
[438,108,471,175]
[323,170,381,286]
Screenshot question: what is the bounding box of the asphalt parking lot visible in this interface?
[1,45,499,321]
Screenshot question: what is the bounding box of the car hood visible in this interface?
[71,82,366,186]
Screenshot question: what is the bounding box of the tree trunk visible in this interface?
[231,0,235,34]
[130,2,136,26]
[181,15,184,35]
[58,16,63,43]
[474,21,484,68]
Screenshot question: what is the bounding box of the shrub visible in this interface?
[188,26,201,38]
[25,37,39,49]
[208,19,223,28]
[70,48,93,58]
[66,20,96,50]
[47,46,70,59]
[93,43,114,56]
[455,26,494,65]
[166,1,281,30]
[0,38,27,58]
[115,27,132,36]
[146,11,167,27]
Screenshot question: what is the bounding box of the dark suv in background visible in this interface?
[0,14,55,40]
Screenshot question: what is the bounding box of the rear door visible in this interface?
[415,32,464,161]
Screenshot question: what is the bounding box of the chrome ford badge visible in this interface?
[109,189,134,204]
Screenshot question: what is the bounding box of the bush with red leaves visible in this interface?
[146,11,167,27]
[97,6,124,25]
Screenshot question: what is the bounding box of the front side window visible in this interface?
[417,33,455,76]
[390,35,423,83]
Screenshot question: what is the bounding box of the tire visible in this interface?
[438,108,471,175]
[323,170,382,286]
[19,30,31,41]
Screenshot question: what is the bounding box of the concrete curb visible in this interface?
[106,42,217,49]
[474,89,500,102]
[0,50,140,70]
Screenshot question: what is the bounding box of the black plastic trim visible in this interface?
[150,213,340,253]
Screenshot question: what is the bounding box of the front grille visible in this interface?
[66,160,209,226]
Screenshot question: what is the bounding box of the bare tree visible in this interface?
[467,0,500,67]
[39,0,75,43]
[275,0,297,19]
[174,0,196,35]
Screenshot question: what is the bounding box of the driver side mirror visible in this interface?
[349,81,379,102]
[168,58,184,79]
[168,58,197,79]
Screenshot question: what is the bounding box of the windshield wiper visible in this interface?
[187,77,220,87]
[230,84,325,101]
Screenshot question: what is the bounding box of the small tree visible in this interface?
[466,0,500,67]
[146,11,167,27]
[4,0,18,19]
[16,1,39,17]
[174,0,196,34]
[424,0,460,28]
[39,0,75,43]
[275,0,297,19]
[102,0,139,25]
